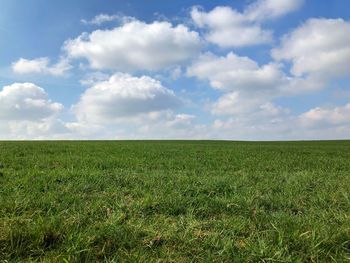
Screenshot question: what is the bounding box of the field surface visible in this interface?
[1,140,350,262]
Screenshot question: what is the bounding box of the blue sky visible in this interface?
[1,0,350,140]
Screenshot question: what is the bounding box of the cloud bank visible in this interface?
[3,0,350,140]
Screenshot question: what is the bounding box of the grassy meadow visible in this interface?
[0,140,350,262]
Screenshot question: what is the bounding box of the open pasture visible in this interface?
[1,141,350,262]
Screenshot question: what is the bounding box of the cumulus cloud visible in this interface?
[211,92,288,116]
[5,3,349,141]
[187,51,327,118]
[64,20,201,71]
[1,119,72,140]
[208,102,350,141]
[12,57,71,76]
[186,50,328,133]
[210,117,292,140]
[299,103,350,128]
[163,113,196,130]
[60,108,205,140]
[187,24,350,140]
[0,83,72,140]
[245,0,304,21]
[191,0,303,47]
[0,83,63,121]
[191,6,272,47]
[128,112,205,139]
[0,79,200,140]
[0,82,348,140]
[187,52,283,118]
[187,52,287,94]
[272,18,350,78]
[73,73,181,123]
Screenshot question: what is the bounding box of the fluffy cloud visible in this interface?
[1,119,73,140]
[187,52,286,94]
[245,0,304,21]
[0,82,348,140]
[299,103,350,128]
[272,18,350,78]
[73,73,181,123]
[128,112,205,139]
[187,51,326,117]
[0,83,71,139]
[56,106,205,139]
[188,52,284,118]
[5,3,349,141]
[209,103,350,141]
[64,20,201,71]
[210,117,292,140]
[191,0,303,48]
[0,83,63,121]
[191,6,272,47]
[212,92,288,116]
[12,57,71,76]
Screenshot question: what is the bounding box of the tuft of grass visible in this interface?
[0,140,350,262]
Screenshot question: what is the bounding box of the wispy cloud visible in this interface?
[11,57,72,76]
[81,14,126,25]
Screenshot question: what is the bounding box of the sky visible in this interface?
[1,0,350,140]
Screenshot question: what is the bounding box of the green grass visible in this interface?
[0,140,350,262]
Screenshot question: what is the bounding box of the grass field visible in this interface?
[0,141,350,262]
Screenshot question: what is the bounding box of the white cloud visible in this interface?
[208,106,350,141]
[272,18,350,78]
[12,57,71,76]
[210,117,292,140]
[67,73,207,139]
[12,57,48,74]
[61,110,205,140]
[79,71,110,86]
[5,3,350,141]
[299,103,350,128]
[81,14,122,25]
[191,6,272,47]
[64,20,201,71]
[212,92,288,116]
[207,101,350,141]
[245,0,304,21]
[0,83,71,140]
[190,0,303,48]
[1,119,72,140]
[128,111,205,139]
[187,51,326,116]
[187,51,327,135]
[187,52,286,95]
[187,52,287,120]
[0,82,348,140]
[0,83,63,121]
[73,73,181,123]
